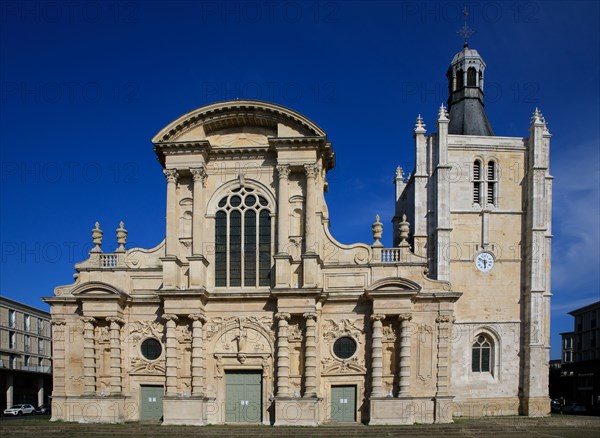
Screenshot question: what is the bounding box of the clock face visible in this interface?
[475,252,495,272]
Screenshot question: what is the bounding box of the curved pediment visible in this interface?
[71,281,130,300]
[152,100,326,144]
[367,277,422,292]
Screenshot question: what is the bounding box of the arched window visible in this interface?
[467,67,477,86]
[486,161,497,206]
[215,187,272,288]
[473,160,482,205]
[472,335,492,372]
[456,69,464,90]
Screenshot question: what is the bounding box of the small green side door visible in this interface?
[225,371,262,423]
[331,385,356,422]
[140,385,164,421]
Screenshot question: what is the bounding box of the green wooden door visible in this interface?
[331,385,356,422]
[225,371,262,423]
[140,385,164,421]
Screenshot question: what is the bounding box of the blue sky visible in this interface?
[0,1,598,359]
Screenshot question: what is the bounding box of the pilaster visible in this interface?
[50,320,66,397]
[189,167,208,288]
[397,313,413,397]
[81,316,97,395]
[189,313,206,396]
[303,312,318,397]
[106,317,124,395]
[163,314,179,396]
[275,164,292,288]
[370,313,385,397]
[275,312,291,397]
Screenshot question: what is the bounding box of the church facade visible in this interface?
[44,45,553,425]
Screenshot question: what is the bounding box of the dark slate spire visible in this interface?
[446,46,495,136]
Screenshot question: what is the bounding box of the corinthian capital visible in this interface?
[190,167,208,186]
[276,164,291,180]
[80,316,97,325]
[189,313,207,323]
[162,314,179,322]
[164,169,179,184]
[398,313,413,322]
[275,312,291,322]
[303,312,317,321]
[106,316,125,327]
[370,313,386,322]
[304,163,319,179]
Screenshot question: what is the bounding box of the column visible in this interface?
[164,169,179,256]
[397,314,413,397]
[81,316,97,395]
[163,314,179,396]
[276,164,291,254]
[189,314,206,396]
[6,374,13,410]
[106,317,124,395]
[37,376,44,406]
[303,164,318,253]
[303,312,317,397]
[435,315,454,397]
[370,313,385,397]
[50,320,66,397]
[275,312,291,397]
[190,167,207,255]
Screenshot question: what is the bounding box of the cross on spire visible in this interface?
[457,6,475,48]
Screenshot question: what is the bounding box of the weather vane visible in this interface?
[457,6,475,47]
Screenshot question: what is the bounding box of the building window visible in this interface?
[486,161,497,206]
[10,354,17,368]
[24,355,30,368]
[24,335,30,352]
[473,160,482,205]
[467,67,477,86]
[564,351,572,362]
[9,331,16,349]
[8,310,16,328]
[472,335,492,373]
[141,338,162,361]
[38,338,44,354]
[38,318,44,335]
[333,337,357,360]
[24,315,31,331]
[215,187,272,288]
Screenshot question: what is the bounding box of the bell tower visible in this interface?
[446,9,494,136]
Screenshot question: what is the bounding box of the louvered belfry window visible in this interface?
[486,161,497,206]
[473,160,482,205]
[215,188,272,288]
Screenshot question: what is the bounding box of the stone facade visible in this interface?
[43,45,552,425]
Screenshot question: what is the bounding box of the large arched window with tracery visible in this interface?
[215,187,272,288]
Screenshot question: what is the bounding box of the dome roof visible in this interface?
[450,46,483,65]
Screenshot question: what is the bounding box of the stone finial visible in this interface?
[91,222,103,253]
[414,114,426,133]
[395,166,404,182]
[372,214,383,247]
[398,214,410,247]
[531,107,544,125]
[437,103,449,121]
[115,221,128,253]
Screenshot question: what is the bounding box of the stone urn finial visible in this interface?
[399,214,410,247]
[372,214,383,247]
[91,222,103,253]
[115,221,128,253]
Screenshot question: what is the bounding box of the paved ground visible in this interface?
[1,415,599,437]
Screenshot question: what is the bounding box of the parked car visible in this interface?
[36,404,51,415]
[3,404,36,416]
[562,402,588,414]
